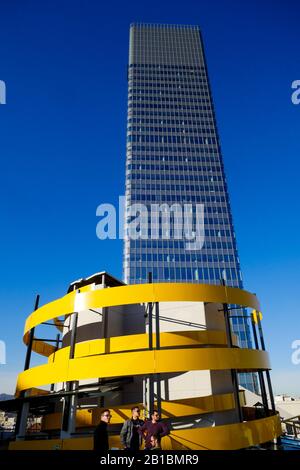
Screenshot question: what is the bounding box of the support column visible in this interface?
[256,314,276,413]
[50,333,61,393]
[155,301,161,415]
[222,281,242,422]
[15,294,40,440]
[145,272,154,418]
[61,302,79,438]
[256,312,281,446]
[251,315,269,416]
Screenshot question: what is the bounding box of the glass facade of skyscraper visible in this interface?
[123,24,257,392]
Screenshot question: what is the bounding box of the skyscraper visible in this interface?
[123,24,256,391]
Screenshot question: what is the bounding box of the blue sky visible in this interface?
[0,0,299,395]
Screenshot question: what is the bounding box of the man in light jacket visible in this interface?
[120,406,144,451]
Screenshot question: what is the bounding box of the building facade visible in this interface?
[123,24,256,391]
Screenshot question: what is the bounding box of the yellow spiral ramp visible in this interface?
[16,346,270,393]
[9,413,281,450]
[12,282,281,450]
[23,283,260,356]
[41,393,236,430]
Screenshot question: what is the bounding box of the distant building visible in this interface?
[0,411,15,431]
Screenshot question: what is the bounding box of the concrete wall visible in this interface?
[150,300,238,425]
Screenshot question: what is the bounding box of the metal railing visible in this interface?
[281,415,300,439]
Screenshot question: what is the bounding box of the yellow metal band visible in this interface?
[168,413,282,450]
[16,347,269,393]
[9,414,281,450]
[23,283,260,355]
[41,393,235,430]
[24,283,260,336]
[47,330,238,363]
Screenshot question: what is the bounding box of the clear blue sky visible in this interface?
[0,0,299,396]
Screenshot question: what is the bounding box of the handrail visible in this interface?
[282,414,300,423]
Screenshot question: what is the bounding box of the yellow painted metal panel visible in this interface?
[41,393,235,430]
[16,348,270,393]
[62,437,93,450]
[32,339,56,357]
[9,439,63,450]
[252,309,263,324]
[9,414,281,451]
[24,283,260,337]
[168,414,282,450]
[47,330,237,364]
[24,290,76,334]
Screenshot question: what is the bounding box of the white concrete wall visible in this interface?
[149,300,237,425]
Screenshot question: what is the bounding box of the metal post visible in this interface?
[61,290,79,438]
[50,334,61,393]
[155,302,160,350]
[102,276,109,350]
[265,371,276,413]
[146,376,154,419]
[15,402,30,440]
[256,314,276,413]
[222,280,242,422]
[16,295,40,439]
[23,328,35,372]
[251,318,269,416]
[155,301,161,415]
[224,304,233,347]
[98,274,106,403]
[23,294,40,371]
[69,311,78,359]
[251,317,259,350]
[147,272,154,417]
[148,272,153,350]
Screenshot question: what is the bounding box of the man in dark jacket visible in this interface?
[138,410,169,450]
[93,409,111,453]
[120,406,144,451]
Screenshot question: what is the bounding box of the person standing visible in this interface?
[149,434,161,450]
[120,406,144,451]
[138,410,169,450]
[93,409,111,453]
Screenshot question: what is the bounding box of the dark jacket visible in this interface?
[120,418,144,450]
[138,420,169,449]
[93,421,109,453]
